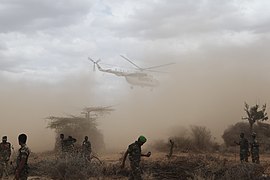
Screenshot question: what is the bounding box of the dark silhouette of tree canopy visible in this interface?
[47,106,114,152]
[223,122,270,151]
[242,102,268,133]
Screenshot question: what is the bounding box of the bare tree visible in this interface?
[242,102,268,133]
[190,125,212,151]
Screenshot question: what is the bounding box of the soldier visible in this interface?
[0,136,11,178]
[250,132,260,164]
[66,136,77,153]
[60,134,65,151]
[121,136,151,180]
[167,139,175,159]
[82,136,91,162]
[234,132,249,163]
[66,136,76,154]
[15,134,30,180]
[59,133,66,158]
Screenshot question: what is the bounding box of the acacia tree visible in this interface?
[242,102,268,133]
[47,106,114,152]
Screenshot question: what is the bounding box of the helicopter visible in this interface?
[88,55,174,89]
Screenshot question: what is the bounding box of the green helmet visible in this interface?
[138,136,147,143]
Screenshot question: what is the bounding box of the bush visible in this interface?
[222,122,250,147]
[151,125,219,153]
[190,125,213,151]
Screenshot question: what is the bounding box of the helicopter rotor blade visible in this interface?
[88,57,95,63]
[120,55,143,70]
[143,62,175,70]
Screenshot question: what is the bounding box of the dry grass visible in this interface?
[22,151,270,180]
[140,154,268,180]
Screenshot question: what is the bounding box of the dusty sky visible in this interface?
[1,0,270,152]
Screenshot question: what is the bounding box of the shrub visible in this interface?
[151,125,219,153]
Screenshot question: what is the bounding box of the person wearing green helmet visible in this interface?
[121,136,151,180]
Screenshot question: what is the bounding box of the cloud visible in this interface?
[98,0,270,40]
[0,0,93,33]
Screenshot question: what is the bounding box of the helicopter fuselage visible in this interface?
[95,62,159,87]
[125,73,159,87]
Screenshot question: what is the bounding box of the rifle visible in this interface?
[91,154,102,164]
[10,145,17,175]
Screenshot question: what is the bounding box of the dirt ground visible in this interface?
[4,151,270,179]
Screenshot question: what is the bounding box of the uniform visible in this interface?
[59,138,67,158]
[168,140,174,159]
[16,145,30,180]
[0,141,11,178]
[237,137,249,162]
[65,136,76,154]
[61,136,76,158]
[250,137,260,163]
[127,141,142,180]
[82,140,91,161]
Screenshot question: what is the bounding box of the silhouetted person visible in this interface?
[65,136,76,154]
[0,136,11,178]
[250,132,260,164]
[58,133,66,158]
[167,139,174,159]
[15,133,30,180]
[121,136,151,180]
[234,132,249,163]
[82,136,92,162]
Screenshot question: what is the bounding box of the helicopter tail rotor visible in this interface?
[88,57,101,72]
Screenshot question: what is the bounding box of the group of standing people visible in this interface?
[235,132,260,163]
[0,134,30,180]
[59,134,92,162]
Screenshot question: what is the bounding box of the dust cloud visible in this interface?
[100,41,270,151]
[0,69,99,152]
[1,42,270,153]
